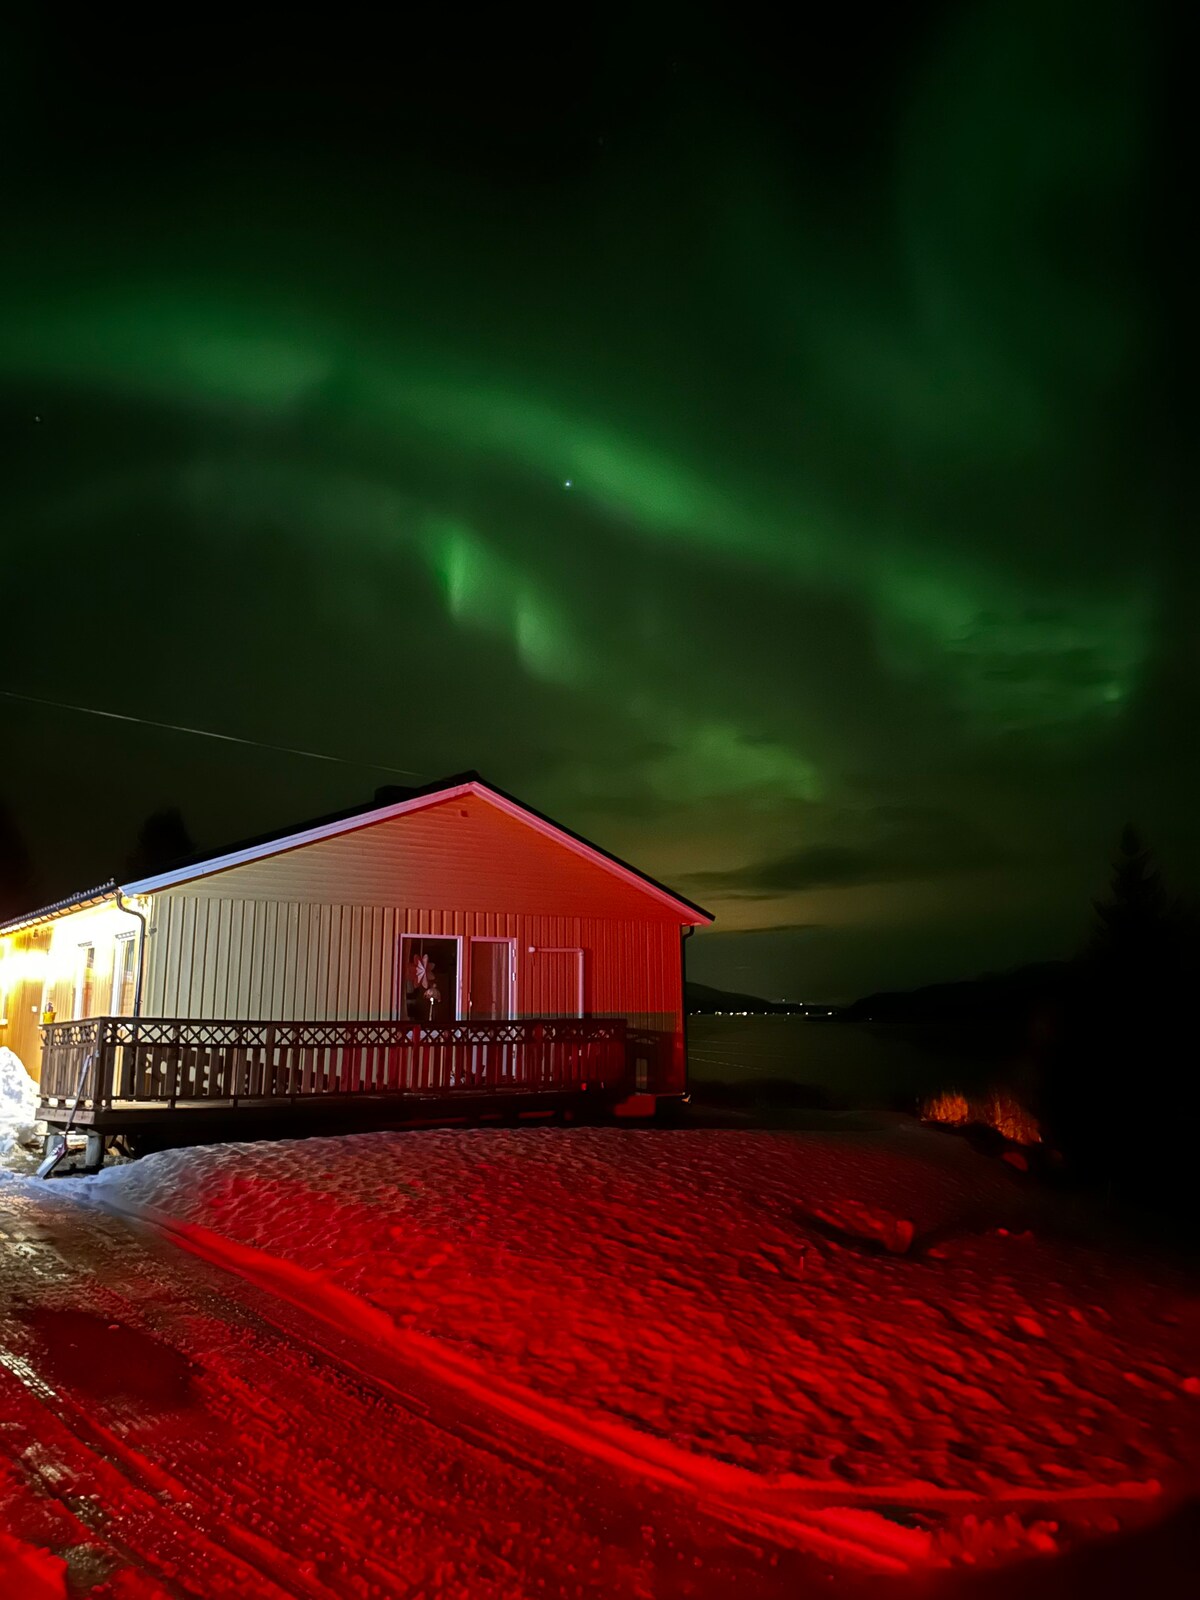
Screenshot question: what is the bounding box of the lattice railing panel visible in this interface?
[38,1015,631,1111]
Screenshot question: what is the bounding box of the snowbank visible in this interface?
[0,1049,40,1156]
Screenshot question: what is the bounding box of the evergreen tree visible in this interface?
[1044,824,1200,1225]
[0,797,35,920]
[124,807,197,881]
[1087,825,1180,975]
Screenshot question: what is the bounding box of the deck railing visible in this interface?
[38,1015,630,1114]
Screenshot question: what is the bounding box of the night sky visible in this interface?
[1,7,1191,1001]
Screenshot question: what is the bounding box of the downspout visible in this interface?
[680,924,694,1100]
[114,888,148,1019]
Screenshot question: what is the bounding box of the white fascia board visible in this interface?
[120,784,476,896]
[473,786,711,923]
[120,779,712,924]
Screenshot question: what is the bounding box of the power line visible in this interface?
[0,688,426,779]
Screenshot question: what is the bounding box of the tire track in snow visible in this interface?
[4,1181,842,1598]
[97,1196,938,1575]
[96,1194,1167,1571]
[0,1222,389,1599]
[0,1338,333,1600]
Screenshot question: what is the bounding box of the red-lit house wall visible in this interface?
[143,795,695,1092]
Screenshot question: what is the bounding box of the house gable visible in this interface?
[140,787,706,922]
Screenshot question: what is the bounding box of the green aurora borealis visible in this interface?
[0,6,1192,998]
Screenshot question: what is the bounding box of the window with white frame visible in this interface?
[399,936,459,1023]
[75,943,98,1019]
[111,933,138,1015]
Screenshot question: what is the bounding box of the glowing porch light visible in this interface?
[0,945,50,988]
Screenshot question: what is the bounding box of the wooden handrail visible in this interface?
[39,1015,632,1110]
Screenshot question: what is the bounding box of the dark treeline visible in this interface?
[0,797,36,922]
[0,803,198,918]
[841,963,1068,1027]
[848,826,1200,1224]
[122,807,197,883]
[1044,827,1200,1223]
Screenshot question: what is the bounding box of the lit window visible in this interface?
[112,934,138,1015]
[399,936,458,1023]
[75,944,97,1019]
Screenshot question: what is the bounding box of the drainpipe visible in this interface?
[114,888,148,1019]
[680,924,694,1100]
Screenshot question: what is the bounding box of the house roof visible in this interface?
[0,881,119,936]
[1,774,713,931]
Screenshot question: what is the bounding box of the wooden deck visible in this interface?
[37,1015,633,1134]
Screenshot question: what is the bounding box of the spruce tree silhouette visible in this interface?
[0,798,36,921]
[124,808,197,881]
[1088,825,1180,975]
[1046,824,1199,1224]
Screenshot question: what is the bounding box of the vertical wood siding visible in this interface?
[0,928,52,1074]
[164,794,689,919]
[138,795,692,1091]
[10,906,147,1081]
[145,902,685,1090]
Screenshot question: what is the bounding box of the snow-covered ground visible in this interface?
[5,1168,845,1599]
[80,1121,1200,1571]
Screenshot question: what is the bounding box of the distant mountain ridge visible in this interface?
[838,961,1070,1023]
[691,961,1073,1021]
[684,981,809,1014]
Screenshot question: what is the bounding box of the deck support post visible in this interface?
[84,1132,105,1171]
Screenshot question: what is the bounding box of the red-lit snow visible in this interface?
[1,1168,843,1600]
[3,1119,1199,1595]
[91,1127,1200,1517]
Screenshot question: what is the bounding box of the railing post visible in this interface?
[230,1021,243,1104]
[262,1023,277,1097]
[167,1020,180,1106]
[92,1019,113,1112]
[119,1016,132,1099]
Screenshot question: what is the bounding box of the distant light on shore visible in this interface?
[692,1009,814,1017]
[687,1007,838,1018]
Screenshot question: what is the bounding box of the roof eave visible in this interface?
[119,784,479,897]
[0,880,118,937]
[465,782,713,923]
[120,777,712,923]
